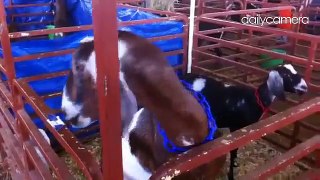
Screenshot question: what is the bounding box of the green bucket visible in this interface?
[46,25,55,40]
[260,49,286,69]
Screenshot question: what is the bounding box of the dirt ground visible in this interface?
[57,136,311,180]
[220,139,310,180]
[0,133,312,180]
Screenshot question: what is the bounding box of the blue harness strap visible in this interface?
[157,80,218,153]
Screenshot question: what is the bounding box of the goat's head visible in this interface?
[72,37,96,85]
[62,37,97,128]
[267,64,308,100]
[63,36,138,130]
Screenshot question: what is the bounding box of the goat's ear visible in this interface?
[267,70,286,100]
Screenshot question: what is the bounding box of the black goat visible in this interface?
[180,64,308,180]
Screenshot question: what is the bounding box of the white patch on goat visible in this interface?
[61,87,82,120]
[85,51,97,83]
[35,146,48,167]
[120,71,130,91]
[267,70,283,90]
[81,40,128,84]
[236,99,245,107]
[118,40,127,60]
[180,136,195,146]
[80,36,94,43]
[35,129,50,168]
[127,108,144,134]
[192,78,206,92]
[38,129,50,144]
[84,44,127,84]
[224,83,232,87]
[120,71,125,83]
[294,79,308,92]
[123,108,151,180]
[71,115,93,128]
[122,138,151,180]
[283,64,297,74]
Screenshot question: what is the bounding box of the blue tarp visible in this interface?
[4,0,55,31]
[1,1,184,141]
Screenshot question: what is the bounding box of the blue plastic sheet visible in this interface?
[1,1,185,142]
[5,0,55,31]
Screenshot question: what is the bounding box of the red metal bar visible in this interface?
[9,25,92,39]
[202,5,296,17]
[195,34,320,68]
[13,49,75,62]
[92,0,123,180]
[15,109,73,179]
[197,33,280,51]
[13,20,53,27]
[151,97,320,179]
[9,11,53,18]
[20,72,68,83]
[14,80,102,179]
[5,3,52,9]
[23,141,53,179]
[305,41,317,86]
[198,17,320,43]
[0,129,24,179]
[0,1,16,85]
[0,112,29,178]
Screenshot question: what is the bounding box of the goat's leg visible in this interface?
[227,148,238,180]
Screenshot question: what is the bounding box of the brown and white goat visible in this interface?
[118,30,226,179]
[61,36,138,133]
[67,31,226,179]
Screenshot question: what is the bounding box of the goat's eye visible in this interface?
[76,65,84,72]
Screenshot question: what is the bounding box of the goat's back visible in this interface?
[181,73,263,130]
[118,31,208,133]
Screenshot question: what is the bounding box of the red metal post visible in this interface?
[91,0,123,180]
[0,1,15,85]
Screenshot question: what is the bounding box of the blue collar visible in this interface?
[157,80,218,153]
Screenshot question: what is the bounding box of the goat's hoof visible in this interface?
[227,174,235,180]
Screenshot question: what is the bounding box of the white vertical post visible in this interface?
[187,0,196,73]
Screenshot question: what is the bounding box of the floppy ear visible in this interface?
[267,70,286,100]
